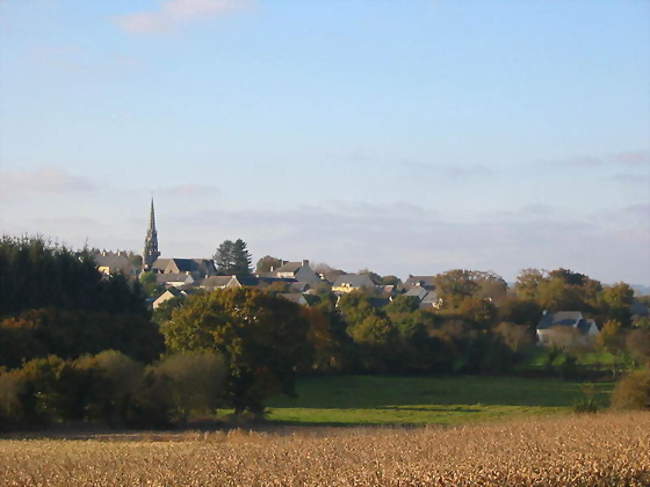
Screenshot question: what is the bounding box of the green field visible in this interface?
[262,375,613,426]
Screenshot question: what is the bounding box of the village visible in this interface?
[90,200,650,349]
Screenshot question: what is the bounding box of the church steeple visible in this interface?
[143,198,160,270]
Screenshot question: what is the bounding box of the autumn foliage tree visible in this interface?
[162,287,310,414]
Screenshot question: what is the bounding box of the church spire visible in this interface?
[143,198,160,270]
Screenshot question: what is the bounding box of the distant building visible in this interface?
[152,287,186,310]
[143,199,161,270]
[404,275,436,290]
[332,274,378,294]
[404,286,442,310]
[536,311,599,346]
[93,252,138,277]
[268,260,321,284]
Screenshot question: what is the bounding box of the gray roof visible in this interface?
[199,276,235,288]
[275,261,303,273]
[333,274,376,289]
[167,258,215,274]
[93,254,133,274]
[151,258,171,272]
[421,290,440,303]
[538,311,591,332]
[404,275,436,289]
[290,281,310,292]
[156,273,194,284]
[405,287,429,300]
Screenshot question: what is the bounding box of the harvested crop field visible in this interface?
[1,412,649,487]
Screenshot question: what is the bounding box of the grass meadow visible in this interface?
[1,412,648,486]
[263,375,613,425]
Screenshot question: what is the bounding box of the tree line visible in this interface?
[1,236,648,430]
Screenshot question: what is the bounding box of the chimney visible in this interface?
[303,259,310,267]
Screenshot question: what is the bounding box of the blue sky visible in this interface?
[1,0,648,283]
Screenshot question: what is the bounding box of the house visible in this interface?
[93,252,137,277]
[404,275,436,290]
[536,311,599,346]
[404,286,443,310]
[197,275,244,291]
[156,273,195,288]
[270,260,321,284]
[152,287,186,310]
[161,258,216,277]
[332,274,378,294]
[150,258,171,273]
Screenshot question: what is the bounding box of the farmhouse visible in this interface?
[332,274,378,294]
[536,311,599,346]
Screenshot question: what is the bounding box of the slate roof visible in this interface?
[290,282,310,293]
[404,275,436,289]
[275,261,303,273]
[156,273,194,284]
[93,254,133,274]
[405,287,429,300]
[167,258,215,275]
[332,274,376,289]
[151,258,171,272]
[537,311,596,335]
[199,276,235,289]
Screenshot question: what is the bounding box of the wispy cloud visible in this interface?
[0,167,97,197]
[610,150,650,166]
[538,150,650,169]
[157,183,220,197]
[401,160,494,179]
[116,0,250,33]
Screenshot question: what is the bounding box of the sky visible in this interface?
[1,0,649,284]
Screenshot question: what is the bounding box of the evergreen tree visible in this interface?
[214,239,252,277]
[214,240,235,275]
[232,239,252,277]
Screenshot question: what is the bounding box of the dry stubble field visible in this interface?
[1,412,648,487]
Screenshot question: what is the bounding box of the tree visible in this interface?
[232,239,252,277]
[626,329,650,367]
[514,268,546,300]
[497,296,542,329]
[536,277,585,311]
[494,321,534,353]
[434,269,480,306]
[381,275,401,286]
[300,307,354,373]
[162,287,310,414]
[214,239,252,277]
[455,296,498,329]
[139,271,162,298]
[256,255,283,274]
[611,369,650,410]
[601,282,634,327]
[596,320,624,354]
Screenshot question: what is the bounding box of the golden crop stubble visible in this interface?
[0,412,648,487]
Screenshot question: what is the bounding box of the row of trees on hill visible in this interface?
[1,236,649,430]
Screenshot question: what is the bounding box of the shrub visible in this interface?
[155,351,226,423]
[75,350,144,426]
[611,369,650,410]
[573,384,600,413]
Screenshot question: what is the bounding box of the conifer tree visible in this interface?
[214,239,252,277]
